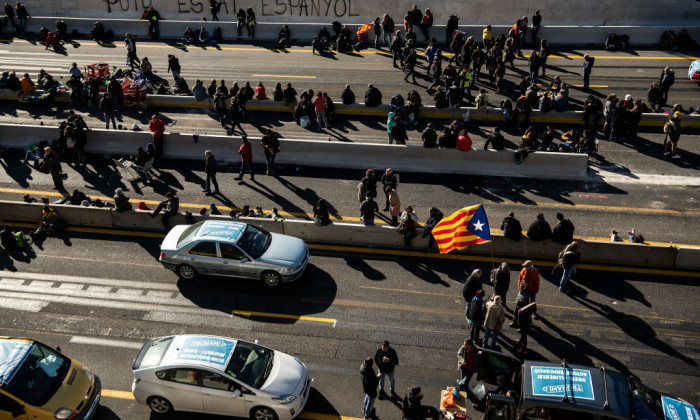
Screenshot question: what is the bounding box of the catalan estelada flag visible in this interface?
[431,204,491,254]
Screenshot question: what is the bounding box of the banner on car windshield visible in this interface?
[0,342,33,385]
[174,336,235,371]
[530,366,595,400]
[662,396,700,420]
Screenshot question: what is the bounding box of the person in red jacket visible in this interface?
[235,135,254,181]
[148,114,165,168]
[518,260,540,316]
[456,130,472,151]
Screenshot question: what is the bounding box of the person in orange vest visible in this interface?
[518,260,540,317]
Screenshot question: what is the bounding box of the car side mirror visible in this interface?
[12,405,25,418]
[56,346,61,353]
[231,389,241,398]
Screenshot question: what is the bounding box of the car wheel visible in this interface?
[261,271,282,287]
[177,264,198,280]
[250,406,278,420]
[148,396,173,415]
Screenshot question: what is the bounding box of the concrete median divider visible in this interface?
[0,200,695,271]
[0,123,589,180]
[3,89,699,128]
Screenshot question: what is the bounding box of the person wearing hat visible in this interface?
[150,191,179,230]
[518,260,540,314]
[663,111,683,158]
[610,229,623,242]
[405,386,439,420]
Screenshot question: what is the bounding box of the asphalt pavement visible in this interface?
[0,231,698,419]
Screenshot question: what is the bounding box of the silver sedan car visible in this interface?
[159,220,309,287]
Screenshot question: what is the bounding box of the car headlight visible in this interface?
[272,394,297,405]
[83,366,95,385]
[54,408,77,420]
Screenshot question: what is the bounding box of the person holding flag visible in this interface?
[430,204,491,254]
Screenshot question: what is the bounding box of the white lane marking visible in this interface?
[0,297,48,312]
[589,172,700,186]
[0,283,190,306]
[69,336,143,350]
[0,272,177,291]
[30,281,54,288]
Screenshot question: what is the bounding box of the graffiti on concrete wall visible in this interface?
[103,0,359,17]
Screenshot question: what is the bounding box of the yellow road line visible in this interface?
[102,390,135,400]
[232,310,337,325]
[252,74,317,78]
[571,85,608,88]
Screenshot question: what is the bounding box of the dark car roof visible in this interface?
[522,360,631,419]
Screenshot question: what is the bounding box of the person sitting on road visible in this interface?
[1,225,21,251]
[31,205,66,243]
[181,27,196,44]
[45,31,62,51]
[605,33,621,50]
[402,387,439,420]
[19,72,35,95]
[277,25,291,49]
[313,199,331,226]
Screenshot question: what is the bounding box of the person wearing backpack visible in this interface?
[551,212,575,244]
[558,241,580,293]
[663,112,682,159]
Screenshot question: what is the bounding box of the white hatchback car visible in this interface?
[132,335,311,420]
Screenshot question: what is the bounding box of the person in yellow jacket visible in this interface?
[458,67,473,102]
[20,72,35,95]
[482,24,493,49]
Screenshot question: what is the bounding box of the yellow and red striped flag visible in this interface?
[431,204,491,254]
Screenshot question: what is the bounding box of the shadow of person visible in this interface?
[0,251,17,271]
[343,257,386,281]
[576,274,651,307]
[400,259,449,286]
[569,295,696,366]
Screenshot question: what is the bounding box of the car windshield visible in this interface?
[224,341,274,389]
[4,343,71,406]
[236,225,271,259]
[627,376,664,419]
[177,222,204,248]
[139,337,174,369]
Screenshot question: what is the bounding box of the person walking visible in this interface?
[235,136,254,181]
[149,191,179,230]
[457,338,477,392]
[519,260,540,317]
[260,130,280,176]
[663,111,683,159]
[360,192,379,226]
[43,147,66,193]
[659,67,675,106]
[202,150,219,194]
[149,115,165,167]
[482,295,506,349]
[360,357,379,420]
[167,54,181,78]
[125,36,140,70]
[582,54,595,90]
[558,241,580,293]
[492,263,511,306]
[514,296,534,354]
[374,341,399,398]
[380,168,398,211]
[468,289,486,342]
[100,92,116,129]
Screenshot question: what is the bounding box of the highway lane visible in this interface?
[0,231,698,419]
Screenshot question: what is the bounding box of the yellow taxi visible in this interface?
[0,337,101,420]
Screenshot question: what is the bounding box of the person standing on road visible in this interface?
[360,357,379,420]
[145,6,160,39]
[167,54,181,78]
[15,2,30,34]
[374,340,399,398]
[202,150,219,194]
[312,91,328,129]
[551,212,575,244]
[492,263,511,306]
[149,115,165,166]
[260,130,280,176]
[462,269,483,318]
[360,192,379,226]
[519,260,540,316]
[663,111,683,159]
[43,147,66,193]
[386,110,396,144]
[527,212,551,241]
[235,136,254,181]
[468,289,486,342]
[150,191,179,230]
[457,338,477,392]
[559,241,580,293]
[100,92,116,130]
[482,295,506,349]
[381,14,394,46]
[387,188,401,227]
[582,54,595,90]
[209,0,220,21]
[659,67,675,107]
[531,10,542,44]
[380,168,398,211]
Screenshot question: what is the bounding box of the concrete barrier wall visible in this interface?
[0,123,590,180]
[17,0,700,27]
[1,200,695,271]
[19,17,700,46]
[3,90,697,129]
